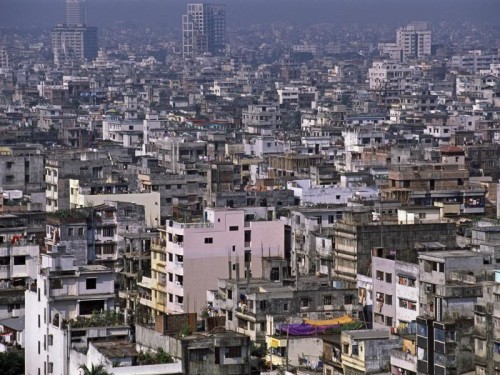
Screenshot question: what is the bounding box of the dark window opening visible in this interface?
[86,278,97,290]
[79,300,105,315]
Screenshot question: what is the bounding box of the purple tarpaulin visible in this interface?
[277,323,341,336]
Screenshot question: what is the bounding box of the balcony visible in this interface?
[151,238,167,252]
[50,284,77,298]
[167,283,184,297]
[475,355,488,367]
[168,241,184,255]
[235,306,256,321]
[139,297,153,309]
[168,221,213,229]
[390,349,416,373]
[434,352,457,368]
[474,324,487,338]
[137,276,152,290]
[45,190,58,200]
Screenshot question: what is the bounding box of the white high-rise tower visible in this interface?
[182,3,226,58]
[396,22,432,61]
[65,0,85,25]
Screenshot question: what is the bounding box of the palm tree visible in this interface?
[79,363,110,375]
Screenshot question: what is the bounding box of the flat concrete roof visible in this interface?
[344,329,391,340]
[419,250,479,260]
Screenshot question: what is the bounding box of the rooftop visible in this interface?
[93,340,137,358]
[0,316,24,332]
[344,329,391,340]
[419,250,480,260]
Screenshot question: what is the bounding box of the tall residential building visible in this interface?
[66,0,85,25]
[182,3,226,58]
[396,22,432,61]
[0,42,8,69]
[52,0,96,66]
[24,252,119,375]
[144,207,284,317]
[51,24,97,66]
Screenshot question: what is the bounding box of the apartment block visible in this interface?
[416,250,491,375]
[25,251,117,375]
[372,248,420,331]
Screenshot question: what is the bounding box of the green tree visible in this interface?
[0,351,24,375]
[79,363,110,375]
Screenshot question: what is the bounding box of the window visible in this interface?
[227,311,232,321]
[102,227,114,237]
[229,226,239,231]
[386,316,393,327]
[323,295,332,305]
[68,228,74,236]
[300,298,309,307]
[102,244,114,255]
[13,256,26,265]
[385,294,393,305]
[7,304,21,312]
[417,322,428,337]
[79,300,104,315]
[190,348,211,362]
[204,237,213,244]
[270,267,280,281]
[417,347,427,361]
[376,271,384,280]
[260,300,267,311]
[385,273,392,283]
[225,346,242,358]
[446,331,456,342]
[398,275,416,287]
[244,230,251,243]
[283,303,288,311]
[86,278,97,290]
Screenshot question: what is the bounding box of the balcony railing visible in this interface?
[391,349,416,363]
[168,221,214,229]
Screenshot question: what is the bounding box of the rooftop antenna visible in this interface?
[261,242,264,278]
[228,248,232,279]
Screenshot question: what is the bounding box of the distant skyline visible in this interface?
[0,0,499,29]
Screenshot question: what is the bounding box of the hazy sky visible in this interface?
[0,0,499,28]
